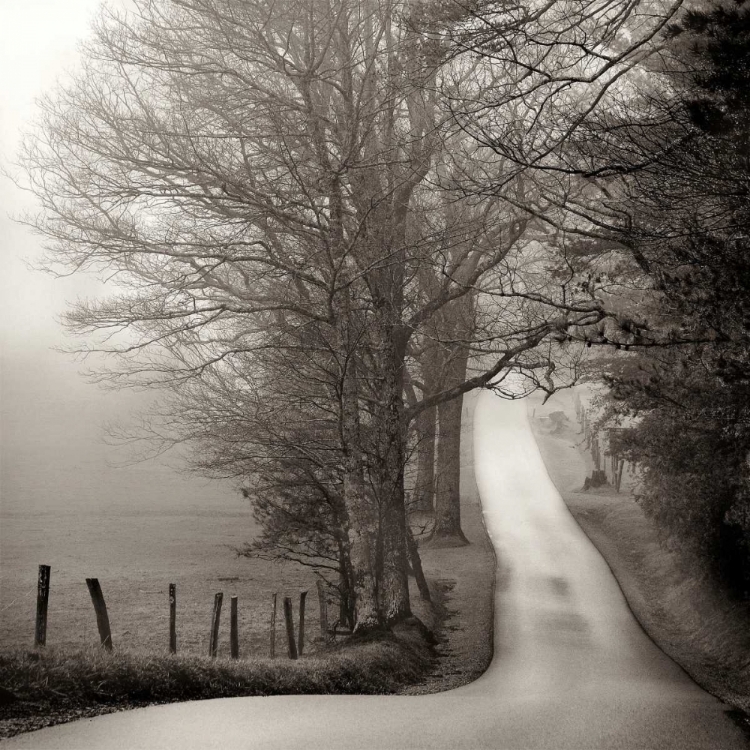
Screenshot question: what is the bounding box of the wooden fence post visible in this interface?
[316,580,328,641]
[283,596,298,660]
[85,578,113,652]
[209,593,223,658]
[270,593,278,658]
[169,583,177,654]
[230,596,239,660]
[616,459,625,493]
[298,591,307,656]
[34,565,51,648]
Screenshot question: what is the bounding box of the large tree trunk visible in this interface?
[337,546,355,631]
[412,333,441,514]
[412,404,437,513]
[374,328,412,626]
[379,492,411,622]
[339,308,381,633]
[431,344,470,546]
[410,345,440,513]
[342,439,381,631]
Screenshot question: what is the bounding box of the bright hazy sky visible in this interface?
[0,0,242,523]
[0,0,122,355]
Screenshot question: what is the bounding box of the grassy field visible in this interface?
[0,390,497,737]
[1,391,494,668]
[0,501,323,660]
[1,352,320,660]
[529,389,750,717]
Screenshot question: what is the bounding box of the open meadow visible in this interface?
[0,353,323,659]
[0,503,322,659]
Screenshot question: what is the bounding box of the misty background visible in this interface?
[0,0,248,592]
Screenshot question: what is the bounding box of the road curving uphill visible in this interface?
[6,392,745,750]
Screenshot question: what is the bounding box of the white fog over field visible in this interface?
[0,0,247,593]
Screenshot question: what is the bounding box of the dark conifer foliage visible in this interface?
[598,2,750,595]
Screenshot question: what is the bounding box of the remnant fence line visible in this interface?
[283,596,298,660]
[270,592,278,658]
[34,564,51,648]
[298,591,307,656]
[169,583,177,654]
[209,593,223,658]
[230,596,239,660]
[85,578,113,652]
[27,566,326,660]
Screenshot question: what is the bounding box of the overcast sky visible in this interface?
[0,0,116,356]
[0,1,242,518]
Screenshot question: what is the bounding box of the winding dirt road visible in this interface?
[7,392,746,749]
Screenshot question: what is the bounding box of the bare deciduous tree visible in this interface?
[22,0,627,631]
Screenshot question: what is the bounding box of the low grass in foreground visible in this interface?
[0,624,434,738]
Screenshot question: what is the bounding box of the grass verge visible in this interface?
[403,391,496,694]
[0,625,433,739]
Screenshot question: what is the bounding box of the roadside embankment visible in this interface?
[529,391,750,720]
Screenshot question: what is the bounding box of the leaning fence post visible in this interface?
[230,596,239,660]
[209,593,223,658]
[85,578,113,652]
[283,596,298,660]
[298,591,307,656]
[316,580,329,641]
[34,565,51,648]
[169,583,177,654]
[270,593,278,658]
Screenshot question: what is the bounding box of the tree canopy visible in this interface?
[24,0,747,627]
